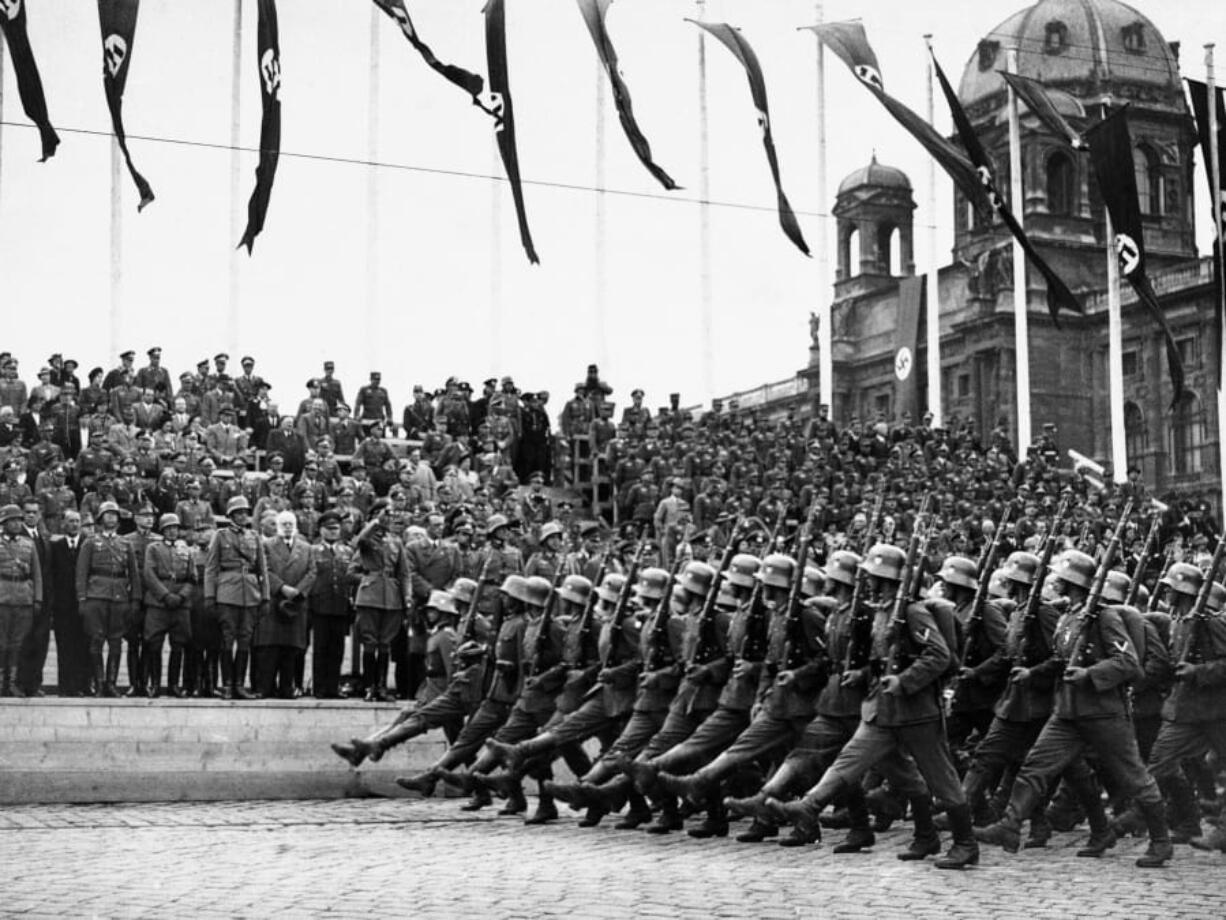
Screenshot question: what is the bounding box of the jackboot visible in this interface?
[458,788,492,811]
[361,650,378,701]
[623,758,662,796]
[396,769,441,797]
[124,641,144,697]
[687,798,729,839]
[144,643,163,698]
[735,819,779,843]
[1135,796,1174,868]
[934,804,980,870]
[90,653,106,698]
[217,649,235,700]
[832,789,876,854]
[975,810,1022,853]
[375,650,393,702]
[497,783,528,816]
[724,792,769,821]
[233,650,257,699]
[104,649,122,698]
[897,795,941,861]
[658,769,714,805]
[1024,812,1053,849]
[763,786,834,844]
[1162,775,1203,843]
[168,648,185,697]
[643,796,683,835]
[611,790,651,830]
[524,789,559,826]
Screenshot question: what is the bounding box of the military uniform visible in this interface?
[349,525,410,699]
[308,537,355,699]
[143,537,196,694]
[76,529,139,694]
[204,523,269,696]
[0,530,43,695]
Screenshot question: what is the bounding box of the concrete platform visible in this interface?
[0,698,447,804]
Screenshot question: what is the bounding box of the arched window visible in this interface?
[1124,401,1147,463]
[1171,391,1206,475]
[1044,21,1068,54]
[847,226,861,277]
[877,223,898,275]
[1134,145,1163,216]
[1046,151,1075,215]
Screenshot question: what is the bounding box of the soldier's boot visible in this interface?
[395,769,441,797]
[612,790,651,830]
[734,819,779,843]
[868,783,908,833]
[622,758,662,796]
[436,768,479,793]
[89,654,105,698]
[233,650,257,700]
[168,648,185,698]
[1162,775,1203,844]
[104,648,122,698]
[458,788,493,811]
[331,739,370,769]
[1044,780,1085,832]
[144,643,162,698]
[540,780,586,808]
[486,733,553,776]
[724,791,769,821]
[361,650,378,702]
[1024,812,1053,849]
[820,807,851,829]
[934,804,980,870]
[481,771,528,802]
[975,809,1023,853]
[658,768,714,806]
[216,650,235,700]
[0,657,11,697]
[832,789,876,854]
[687,796,729,839]
[375,650,394,703]
[898,795,942,861]
[576,805,609,828]
[496,779,528,816]
[524,786,559,826]
[643,795,684,835]
[123,641,144,697]
[763,785,833,845]
[1135,797,1174,868]
[1189,823,1226,853]
[1111,803,1147,838]
[1070,771,1117,857]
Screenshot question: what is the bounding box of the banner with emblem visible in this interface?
[98,0,154,210]
[807,22,990,220]
[894,274,924,419]
[483,0,538,265]
[689,20,808,256]
[1186,79,1226,386]
[1086,107,1186,404]
[371,0,489,106]
[0,0,59,161]
[578,0,677,191]
[238,0,282,254]
[930,54,1083,327]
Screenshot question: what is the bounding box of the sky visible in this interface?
[0,0,1222,422]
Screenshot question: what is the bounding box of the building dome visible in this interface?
[837,154,912,197]
[958,0,1181,109]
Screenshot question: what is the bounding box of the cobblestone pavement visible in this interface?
[0,798,1221,919]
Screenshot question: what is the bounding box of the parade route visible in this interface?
[0,798,1221,919]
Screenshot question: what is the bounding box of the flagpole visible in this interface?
[1006,47,1032,453]
[1207,43,1225,517]
[697,0,714,400]
[1105,208,1128,483]
[490,145,503,374]
[814,3,833,414]
[366,5,381,375]
[110,139,123,359]
[595,59,609,372]
[924,35,942,428]
[0,40,6,218]
[227,0,243,351]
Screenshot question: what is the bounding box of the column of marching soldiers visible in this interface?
[329,493,1226,870]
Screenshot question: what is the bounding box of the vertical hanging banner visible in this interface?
[999,72,1086,150]
[238,0,282,254]
[1086,107,1186,404]
[0,0,59,160]
[371,0,489,105]
[688,20,809,256]
[577,0,678,191]
[894,274,925,419]
[98,0,154,210]
[807,22,990,220]
[1186,78,1226,385]
[930,53,1083,326]
[483,0,538,265]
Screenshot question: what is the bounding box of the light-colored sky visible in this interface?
[0,0,1220,420]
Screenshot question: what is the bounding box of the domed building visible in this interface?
[729,0,1219,510]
